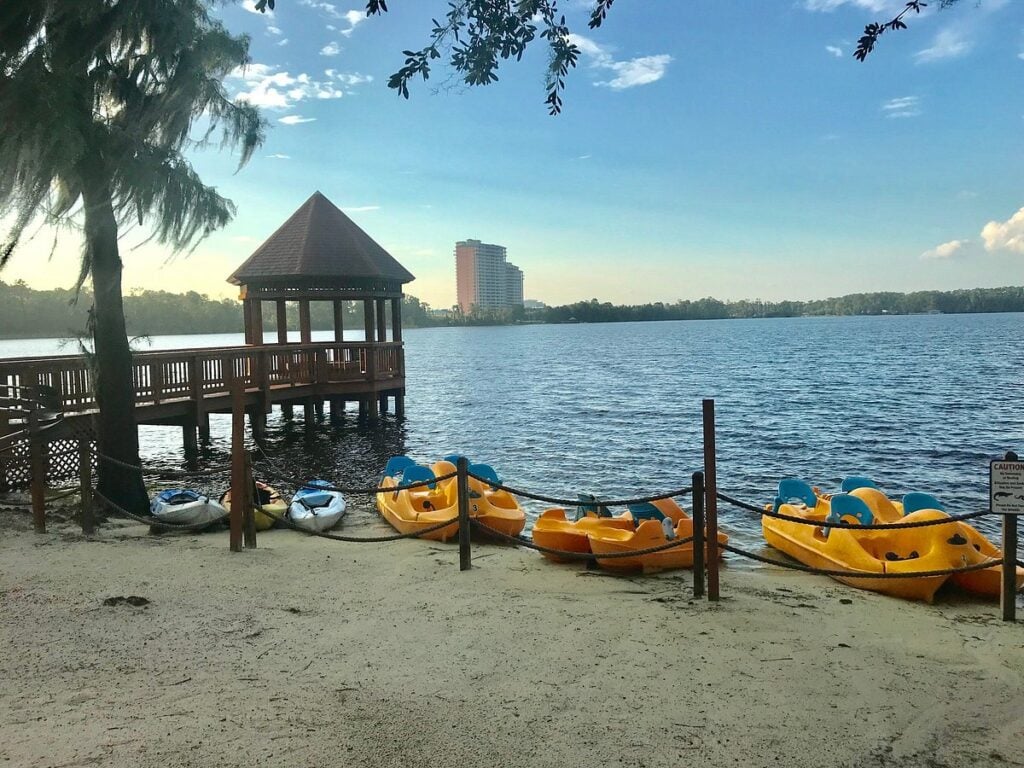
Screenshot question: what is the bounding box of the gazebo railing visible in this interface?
[0,341,404,413]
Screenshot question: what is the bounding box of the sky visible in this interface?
[5,0,1024,309]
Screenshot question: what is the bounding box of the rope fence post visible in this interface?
[702,398,720,601]
[692,470,705,599]
[78,439,94,535]
[457,456,471,571]
[28,409,46,534]
[1002,512,1018,622]
[229,380,244,552]
[243,449,257,549]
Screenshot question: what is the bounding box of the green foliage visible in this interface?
[0,0,266,273]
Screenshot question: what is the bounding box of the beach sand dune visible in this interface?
[1,507,1022,768]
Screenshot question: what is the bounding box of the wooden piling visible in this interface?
[702,399,720,601]
[329,398,344,425]
[78,439,94,535]
[457,456,472,571]
[1002,513,1018,622]
[28,410,46,534]
[692,471,705,599]
[229,382,245,552]
[182,423,199,468]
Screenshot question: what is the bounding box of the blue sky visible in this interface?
[6,0,1024,308]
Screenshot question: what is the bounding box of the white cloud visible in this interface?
[228,63,359,109]
[320,42,341,56]
[981,207,1024,254]
[242,0,273,16]
[343,205,380,212]
[921,239,968,260]
[340,10,367,37]
[277,38,289,46]
[803,0,897,11]
[916,28,972,62]
[267,25,282,35]
[568,34,672,91]
[825,45,844,57]
[266,153,291,159]
[881,95,920,118]
[278,115,316,125]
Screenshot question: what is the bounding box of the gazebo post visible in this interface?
[333,299,345,343]
[391,296,405,418]
[276,300,288,344]
[375,299,387,343]
[249,299,263,345]
[299,300,312,344]
[362,299,378,419]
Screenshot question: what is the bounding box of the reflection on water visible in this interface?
[3,313,1023,555]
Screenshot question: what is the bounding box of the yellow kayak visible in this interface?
[764,478,1024,602]
[587,498,729,574]
[221,482,287,532]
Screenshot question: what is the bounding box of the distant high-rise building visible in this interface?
[455,239,525,313]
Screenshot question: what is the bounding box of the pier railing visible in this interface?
[0,341,404,413]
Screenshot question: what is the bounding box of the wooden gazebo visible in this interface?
[228,191,414,421]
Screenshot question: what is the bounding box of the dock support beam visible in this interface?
[395,392,405,418]
[329,398,344,425]
[183,423,199,468]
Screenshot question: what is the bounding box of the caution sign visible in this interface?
[990,459,1024,515]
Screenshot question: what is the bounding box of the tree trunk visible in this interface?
[82,186,149,514]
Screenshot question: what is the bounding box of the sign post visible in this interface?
[990,451,1023,622]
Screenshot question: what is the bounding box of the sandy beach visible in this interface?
[1,499,1022,768]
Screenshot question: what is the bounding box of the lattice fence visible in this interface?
[0,437,96,492]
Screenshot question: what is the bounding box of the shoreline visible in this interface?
[1,505,1022,768]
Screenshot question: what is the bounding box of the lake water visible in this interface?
[3,314,1022,556]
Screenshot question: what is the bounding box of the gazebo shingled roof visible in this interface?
[228,191,414,288]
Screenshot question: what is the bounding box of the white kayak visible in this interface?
[288,480,347,532]
[151,489,227,528]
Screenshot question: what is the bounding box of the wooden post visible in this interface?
[250,300,263,346]
[378,393,388,414]
[250,408,266,441]
[299,300,312,344]
[363,299,375,343]
[182,423,198,468]
[395,392,405,418]
[79,439,94,535]
[391,297,403,343]
[692,471,705,599]
[281,401,294,420]
[329,397,344,425]
[28,410,46,534]
[304,397,315,426]
[229,381,245,552]
[457,456,472,571]
[376,299,387,342]
[333,299,345,343]
[243,450,257,550]
[276,300,289,344]
[1003,513,1018,622]
[702,399,720,601]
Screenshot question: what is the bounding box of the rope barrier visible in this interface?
[468,516,699,559]
[720,542,1004,580]
[717,491,992,530]
[464,473,694,508]
[253,502,459,543]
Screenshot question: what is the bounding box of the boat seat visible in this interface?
[469,463,501,488]
[383,455,416,479]
[400,465,437,490]
[158,489,202,505]
[902,492,945,514]
[825,493,874,532]
[444,453,467,466]
[627,502,666,523]
[774,478,817,514]
[577,493,612,519]
[298,491,335,510]
[841,476,878,492]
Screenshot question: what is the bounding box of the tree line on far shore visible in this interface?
[2,279,1022,339]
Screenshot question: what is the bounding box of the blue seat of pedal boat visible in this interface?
[627,502,666,523]
[156,489,203,505]
[841,476,877,492]
[399,464,437,490]
[469,463,501,487]
[902,492,945,514]
[773,478,817,515]
[577,493,612,519]
[383,455,416,479]
[825,493,874,531]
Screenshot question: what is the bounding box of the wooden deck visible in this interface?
[0,342,405,486]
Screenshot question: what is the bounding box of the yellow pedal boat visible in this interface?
[763,478,1024,602]
[587,498,729,574]
[375,456,526,542]
[532,496,635,562]
[220,482,287,532]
